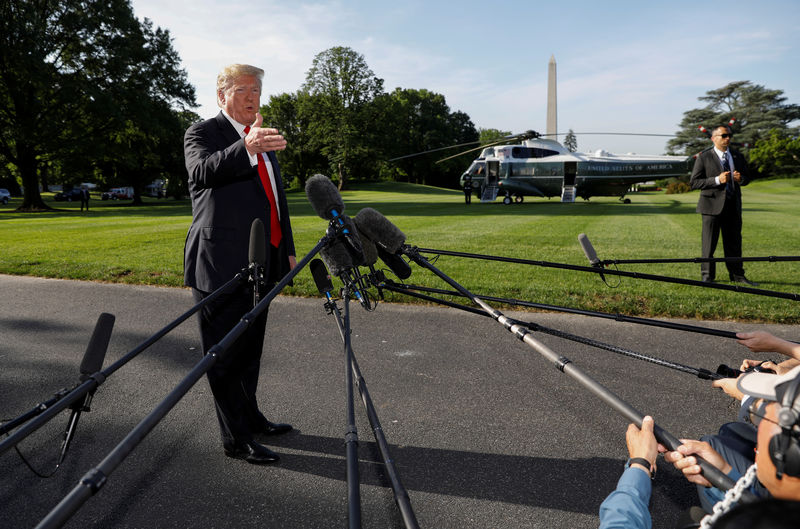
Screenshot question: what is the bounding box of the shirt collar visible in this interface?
[221,109,247,137]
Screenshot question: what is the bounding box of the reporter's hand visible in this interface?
[736,331,785,353]
[626,416,657,471]
[712,376,744,401]
[740,358,794,375]
[662,440,731,487]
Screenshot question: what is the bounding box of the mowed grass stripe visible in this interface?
[0,179,798,322]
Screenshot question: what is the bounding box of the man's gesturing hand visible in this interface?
[245,113,287,155]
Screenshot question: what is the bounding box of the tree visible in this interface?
[0,0,196,210]
[564,129,578,152]
[667,81,800,164]
[302,47,384,189]
[479,128,512,145]
[383,88,478,187]
[749,129,800,179]
[260,91,327,189]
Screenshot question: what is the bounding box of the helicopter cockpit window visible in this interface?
[512,147,559,159]
[470,163,486,176]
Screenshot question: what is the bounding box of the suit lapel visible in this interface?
[214,111,242,147]
[710,149,723,172]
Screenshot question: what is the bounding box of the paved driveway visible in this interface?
[1,274,795,528]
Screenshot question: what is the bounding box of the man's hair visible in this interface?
[712,125,732,136]
[216,64,264,98]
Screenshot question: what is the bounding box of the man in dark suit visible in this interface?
[184,64,296,464]
[690,125,757,286]
[80,187,90,211]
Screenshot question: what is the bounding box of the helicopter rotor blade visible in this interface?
[434,130,541,164]
[389,129,543,165]
[434,143,496,164]
[387,140,483,162]
[554,132,677,137]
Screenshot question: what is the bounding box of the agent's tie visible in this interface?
[721,152,734,199]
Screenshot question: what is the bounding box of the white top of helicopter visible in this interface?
[477,137,685,163]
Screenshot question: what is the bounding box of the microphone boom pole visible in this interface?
[311,260,420,529]
[381,282,723,380]
[400,245,748,497]
[0,274,244,458]
[596,255,800,266]
[416,247,800,302]
[384,282,746,341]
[34,235,332,529]
[341,291,362,529]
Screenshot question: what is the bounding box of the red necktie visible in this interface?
[244,126,282,247]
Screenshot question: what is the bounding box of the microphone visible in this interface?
[62,312,115,465]
[248,218,267,305]
[353,208,412,280]
[339,215,368,266]
[360,235,378,267]
[320,238,370,309]
[578,233,605,281]
[716,362,776,379]
[249,218,267,266]
[79,313,115,381]
[578,233,600,265]
[305,174,364,262]
[310,258,335,301]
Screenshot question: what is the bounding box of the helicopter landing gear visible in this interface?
[502,194,512,205]
[619,196,631,204]
[514,194,524,203]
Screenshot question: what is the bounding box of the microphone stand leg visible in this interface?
[342,293,362,529]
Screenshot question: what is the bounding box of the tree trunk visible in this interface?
[18,145,50,211]
[337,162,346,191]
[41,162,49,192]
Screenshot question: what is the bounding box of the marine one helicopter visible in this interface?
[454,130,689,204]
[390,56,692,205]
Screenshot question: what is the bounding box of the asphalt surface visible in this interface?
[1,274,797,529]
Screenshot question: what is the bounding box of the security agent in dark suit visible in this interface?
[184,64,296,464]
[690,125,757,286]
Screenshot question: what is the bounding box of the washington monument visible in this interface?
[547,55,557,137]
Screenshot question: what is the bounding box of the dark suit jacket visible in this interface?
[690,147,750,215]
[183,112,295,292]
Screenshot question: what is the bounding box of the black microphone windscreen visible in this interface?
[305,174,345,220]
[578,233,600,265]
[361,236,378,266]
[377,246,412,280]
[80,313,115,378]
[310,258,334,294]
[320,239,354,276]
[339,215,366,265]
[248,218,266,265]
[353,208,406,254]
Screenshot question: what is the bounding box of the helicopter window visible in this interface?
[511,147,559,159]
[470,163,486,176]
[510,164,535,176]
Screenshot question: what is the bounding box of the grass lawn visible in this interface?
[1,180,798,323]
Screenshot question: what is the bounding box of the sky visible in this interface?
[130,0,800,156]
